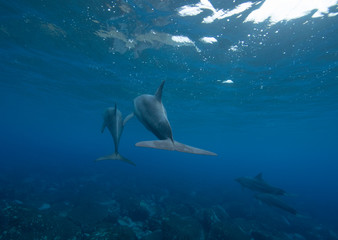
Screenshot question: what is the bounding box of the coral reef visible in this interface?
[0,173,337,240]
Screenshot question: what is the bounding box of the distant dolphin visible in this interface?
[96,104,135,166]
[132,80,217,156]
[254,193,297,215]
[235,173,287,196]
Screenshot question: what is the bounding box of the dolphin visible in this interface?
[254,193,297,215]
[235,173,287,196]
[96,104,135,166]
[132,80,217,156]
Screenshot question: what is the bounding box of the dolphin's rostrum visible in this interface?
[96,104,135,165]
[133,80,217,156]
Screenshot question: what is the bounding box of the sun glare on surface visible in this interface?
[178,0,338,25]
[245,0,338,24]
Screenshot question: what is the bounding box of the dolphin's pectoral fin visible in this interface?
[173,141,217,156]
[95,153,136,166]
[101,121,107,133]
[135,139,175,151]
[123,113,134,126]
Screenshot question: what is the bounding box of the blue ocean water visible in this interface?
[1,0,338,239]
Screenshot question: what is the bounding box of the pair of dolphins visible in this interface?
[236,173,297,215]
[97,81,217,166]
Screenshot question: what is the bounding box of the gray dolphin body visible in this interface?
[133,81,217,156]
[235,173,287,196]
[96,104,135,165]
[254,193,297,215]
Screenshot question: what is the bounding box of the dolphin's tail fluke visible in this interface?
[135,139,217,156]
[96,153,136,166]
[173,141,217,156]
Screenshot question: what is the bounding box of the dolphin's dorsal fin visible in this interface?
[255,173,263,181]
[155,80,165,102]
